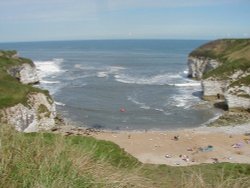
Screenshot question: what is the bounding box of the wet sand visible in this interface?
[92,124,250,166]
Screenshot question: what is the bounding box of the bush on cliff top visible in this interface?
[190,39,250,80]
[0,50,48,109]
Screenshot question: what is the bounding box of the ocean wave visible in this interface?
[69,83,88,88]
[169,92,200,109]
[74,64,98,70]
[34,58,65,79]
[67,74,95,81]
[154,108,164,112]
[40,80,61,84]
[97,71,109,78]
[127,96,151,110]
[115,72,183,85]
[97,66,126,78]
[173,82,201,87]
[202,111,223,126]
[55,101,66,106]
[34,58,65,95]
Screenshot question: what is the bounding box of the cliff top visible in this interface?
[189,39,250,81]
[0,50,34,68]
[0,50,48,109]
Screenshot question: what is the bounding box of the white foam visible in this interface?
[115,73,183,85]
[34,58,65,95]
[202,111,223,126]
[174,82,201,87]
[74,64,97,70]
[97,71,109,78]
[114,67,199,86]
[155,108,164,112]
[68,74,95,81]
[97,66,126,78]
[127,96,151,110]
[55,101,66,106]
[169,91,201,109]
[140,105,151,110]
[34,58,65,79]
[70,83,87,88]
[40,80,61,84]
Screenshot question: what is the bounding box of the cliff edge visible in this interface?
[0,50,56,132]
[188,39,250,111]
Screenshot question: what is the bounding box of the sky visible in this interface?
[0,0,250,42]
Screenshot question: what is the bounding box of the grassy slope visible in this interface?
[1,125,250,188]
[189,39,250,83]
[0,50,49,109]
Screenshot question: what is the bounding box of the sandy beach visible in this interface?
[91,124,250,166]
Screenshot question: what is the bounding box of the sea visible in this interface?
[0,40,222,131]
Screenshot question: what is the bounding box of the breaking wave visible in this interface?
[127,96,151,110]
[34,58,65,94]
[115,73,180,85]
[35,58,65,79]
[97,66,126,78]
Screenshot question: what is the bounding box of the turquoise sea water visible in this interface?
[0,40,222,130]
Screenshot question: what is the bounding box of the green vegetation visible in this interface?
[38,104,51,118]
[0,50,48,109]
[190,39,250,81]
[230,75,250,88]
[0,50,17,58]
[1,125,250,188]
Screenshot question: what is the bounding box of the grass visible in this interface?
[0,50,17,58]
[230,75,250,88]
[0,50,49,109]
[203,58,250,80]
[1,125,250,188]
[189,39,250,82]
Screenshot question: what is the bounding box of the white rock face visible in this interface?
[202,80,227,97]
[225,94,250,110]
[8,63,39,84]
[19,64,39,84]
[188,57,221,79]
[0,93,56,132]
[188,52,250,111]
[225,86,250,110]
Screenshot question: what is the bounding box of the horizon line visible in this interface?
[1,37,249,44]
[0,38,212,44]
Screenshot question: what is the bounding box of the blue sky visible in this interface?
[0,0,250,42]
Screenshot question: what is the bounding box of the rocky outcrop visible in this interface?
[190,62,250,110]
[0,93,56,132]
[188,56,227,99]
[225,85,250,110]
[187,39,250,111]
[0,50,57,132]
[8,63,39,84]
[188,57,221,79]
[201,80,227,99]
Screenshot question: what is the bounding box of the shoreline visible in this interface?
[54,121,250,166]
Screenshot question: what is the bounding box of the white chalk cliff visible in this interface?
[0,52,56,132]
[8,63,39,84]
[188,57,221,79]
[1,93,56,132]
[188,55,250,111]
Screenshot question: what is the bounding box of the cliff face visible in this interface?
[225,84,250,110]
[0,50,56,132]
[188,57,221,79]
[0,93,56,132]
[188,39,250,111]
[8,63,39,84]
[201,80,227,99]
